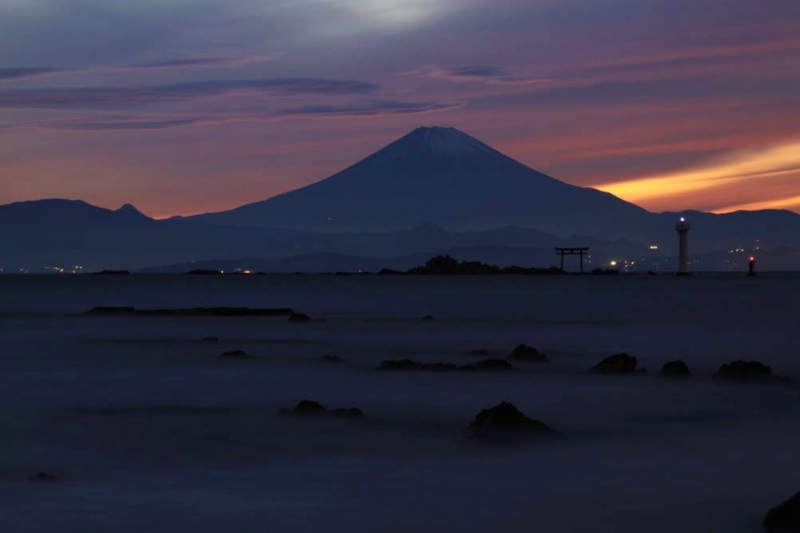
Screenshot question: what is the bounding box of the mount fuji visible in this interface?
[189,127,650,238]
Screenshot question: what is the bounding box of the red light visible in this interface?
[749,256,755,261]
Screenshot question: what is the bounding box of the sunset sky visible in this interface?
[1,0,799,219]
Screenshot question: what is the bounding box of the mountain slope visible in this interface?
[189,126,650,237]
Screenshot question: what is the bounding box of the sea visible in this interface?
[1,273,799,532]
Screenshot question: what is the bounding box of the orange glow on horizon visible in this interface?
[595,140,800,213]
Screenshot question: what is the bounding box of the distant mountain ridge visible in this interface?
[3,126,800,271]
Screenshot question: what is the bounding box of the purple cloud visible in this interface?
[0,78,379,109]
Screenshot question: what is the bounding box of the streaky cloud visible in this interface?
[402,65,550,86]
[131,54,280,70]
[273,100,464,118]
[0,67,61,82]
[0,78,379,109]
[44,118,207,131]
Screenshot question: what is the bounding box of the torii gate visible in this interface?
[555,247,589,273]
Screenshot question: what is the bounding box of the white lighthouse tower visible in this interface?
[675,217,691,276]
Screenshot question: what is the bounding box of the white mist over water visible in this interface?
[1,274,799,532]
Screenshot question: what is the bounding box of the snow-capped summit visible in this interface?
[391,126,498,158]
[189,126,648,236]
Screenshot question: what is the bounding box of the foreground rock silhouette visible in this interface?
[280,400,365,419]
[508,344,549,362]
[661,360,691,378]
[590,353,638,374]
[715,360,772,380]
[468,402,555,440]
[764,491,800,532]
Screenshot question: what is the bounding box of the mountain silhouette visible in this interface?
[189,126,649,237]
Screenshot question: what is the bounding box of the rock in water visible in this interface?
[201,336,220,344]
[282,400,365,419]
[590,353,638,374]
[715,360,772,380]
[764,492,800,532]
[288,313,313,323]
[219,349,251,359]
[468,402,553,438]
[661,360,691,378]
[293,400,328,415]
[421,315,434,321]
[320,355,342,363]
[508,344,549,362]
[29,472,57,482]
[378,359,457,371]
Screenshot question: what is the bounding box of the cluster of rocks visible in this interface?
[279,400,365,419]
[587,356,783,382]
[378,358,513,372]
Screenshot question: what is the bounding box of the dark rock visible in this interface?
[508,344,549,362]
[590,353,638,374]
[378,359,457,371]
[320,355,342,363]
[293,400,328,415]
[715,360,772,380]
[466,349,491,356]
[661,360,691,378]
[281,400,365,419]
[219,349,251,359]
[764,491,800,532]
[421,315,434,321]
[85,306,137,315]
[468,402,554,438]
[201,336,220,344]
[29,472,57,482]
[473,358,515,371]
[288,313,313,323]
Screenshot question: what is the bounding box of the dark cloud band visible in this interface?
[274,100,465,118]
[0,78,379,109]
[0,68,62,81]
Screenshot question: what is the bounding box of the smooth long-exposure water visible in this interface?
[1,274,798,532]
